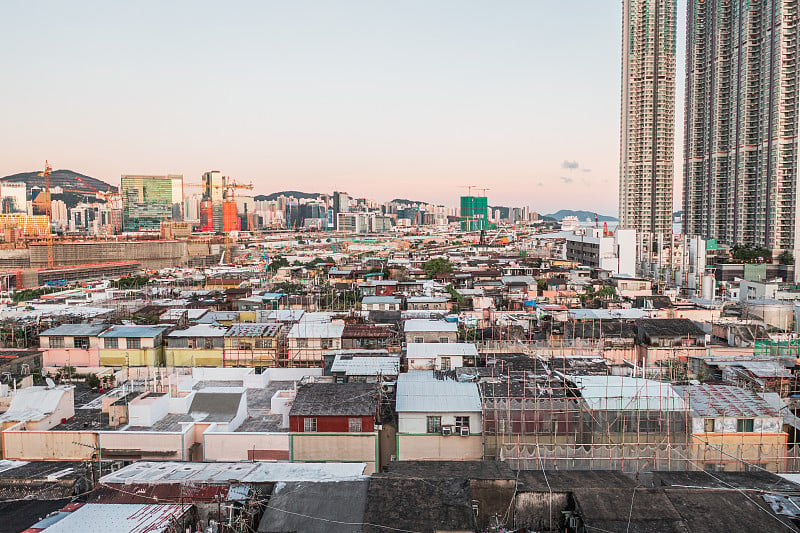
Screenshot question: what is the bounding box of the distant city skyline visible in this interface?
[0,1,688,213]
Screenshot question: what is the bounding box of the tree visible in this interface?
[779,251,795,265]
[267,256,290,272]
[423,258,453,277]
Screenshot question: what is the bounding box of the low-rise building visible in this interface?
[404,319,458,344]
[223,323,282,368]
[287,321,345,366]
[165,324,227,367]
[40,323,109,368]
[361,296,402,312]
[98,326,168,367]
[406,296,448,311]
[405,342,478,370]
[674,384,788,472]
[289,382,381,473]
[395,370,483,461]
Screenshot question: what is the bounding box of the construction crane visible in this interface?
[37,161,54,269]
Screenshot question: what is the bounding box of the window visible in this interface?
[296,338,308,348]
[439,337,450,344]
[737,418,755,432]
[127,338,141,350]
[455,416,470,432]
[426,416,442,433]
[49,336,64,349]
[704,418,715,432]
[204,338,214,350]
[104,338,119,349]
[320,338,332,349]
[414,337,424,343]
[73,337,89,349]
[348,418,362,432]
[440,357,451,371]
[304,418,317,432]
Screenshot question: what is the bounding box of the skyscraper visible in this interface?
[683,1,800,267]
[619,0,677,236]
[121,175,182,231]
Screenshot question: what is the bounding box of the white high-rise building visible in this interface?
[619,0,676,237]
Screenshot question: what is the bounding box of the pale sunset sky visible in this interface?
[1,1,686,215]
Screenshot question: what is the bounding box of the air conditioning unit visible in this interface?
[442,426,453,436]
[460,427,470,437]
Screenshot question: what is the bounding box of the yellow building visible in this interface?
[676,384,789,472]
[165,324,227,367]
[98,325,168,367]
[223,323,282,368]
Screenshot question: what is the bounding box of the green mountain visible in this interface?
[544,210,617,222]
[254,191,323,201]
[1,169,117,195]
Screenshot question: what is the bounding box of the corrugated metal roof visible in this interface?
[40,503,191,532]
[99,325,168,338]
[100,461,367,485]
[673,384,780,417]
[568,375,686,412]
[362,296,402,304]
[287,322,345,339]
[406,343,478,358]
[40,323,109,337]
[330,355,400,376]
[403,319,458,333]
[167,324,228,338]
[396,371,481,413]
[225,323,281,337]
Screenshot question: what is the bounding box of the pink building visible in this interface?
[40,323,109,368]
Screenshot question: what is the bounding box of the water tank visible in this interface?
[702,274,715,300]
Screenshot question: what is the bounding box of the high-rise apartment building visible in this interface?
[619,0,677,236]
[202,171,224,203]
[683,1,800,267]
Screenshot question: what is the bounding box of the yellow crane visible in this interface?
[37,161,54,269]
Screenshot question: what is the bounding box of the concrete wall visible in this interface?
[396,434,483,461]
[99,347,164,367]
[99,429,188,461]
[43,348,100,368]
[291,432,378,474]
[165,348,223,367]
[2,428,97,460]
[203,431,289,461]
[398,412,481,434]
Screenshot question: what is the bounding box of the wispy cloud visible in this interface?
[561,160,579,170]
[559,176,574,184]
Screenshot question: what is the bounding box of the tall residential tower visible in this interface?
[619,0,677,236]
[683,0,800,267]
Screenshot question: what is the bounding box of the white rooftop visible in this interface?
[406,343,478,358]
[288,322,345,339]
[396,371,482,413]
[331,355,401,376]
[568,375,686,412]
[167,324,228,337]
[39,503,191,533]
[0,385,71,423]
[100,461,367,484]
[403,319,458,333]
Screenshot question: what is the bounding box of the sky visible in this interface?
[0,1,686,215]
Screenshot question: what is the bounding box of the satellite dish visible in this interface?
[45,378,56,388]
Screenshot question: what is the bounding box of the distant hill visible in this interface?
[0,169,117,195]
[389,198,430,205]
[255,191,322,201]
[544,210,617,222]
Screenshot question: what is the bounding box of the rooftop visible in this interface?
[396,371,482,413]
[403,319,458,333]
[40,323,109,337]
[224,322,281,337]
[289,382,378,417]
[673,384,780,417]
[98,325,168,338]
